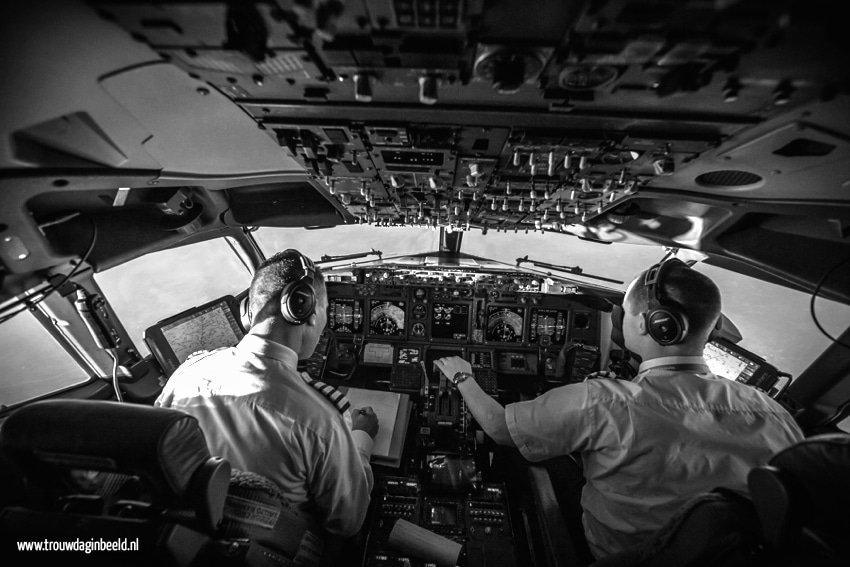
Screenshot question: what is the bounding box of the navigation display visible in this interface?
[529,308,568,345]
[369,300,406,337]
[328,298,363,334]
[144,296,244,377]
[431,302,470,341]
[486,306,525,343]
[704,340,762,383]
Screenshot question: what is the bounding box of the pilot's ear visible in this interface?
[637,313,649,336]
[304,310,319,327]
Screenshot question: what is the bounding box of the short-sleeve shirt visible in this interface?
[505,355,804,558]
[155,334,374,538]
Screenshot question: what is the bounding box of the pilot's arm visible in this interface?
[310,411,377,538]
[434,356,517,448]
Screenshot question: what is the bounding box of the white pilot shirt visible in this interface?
[155,335,374,538]
[505,355,804,558]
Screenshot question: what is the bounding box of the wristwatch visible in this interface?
[450,371,474,386]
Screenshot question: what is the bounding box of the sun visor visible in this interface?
[224,181,347,227]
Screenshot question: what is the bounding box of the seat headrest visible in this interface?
[0,399,212,502]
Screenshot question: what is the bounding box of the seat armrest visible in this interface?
[528,464,580,567]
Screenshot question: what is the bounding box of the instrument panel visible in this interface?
[327,281,602,383]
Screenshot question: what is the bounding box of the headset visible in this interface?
[279,251,318,325]
[643,257,689,345]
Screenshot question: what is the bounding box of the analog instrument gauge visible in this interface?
[369,300,406,336]
[414,287,427,300]
[411,322,426,337]
[529,308,568,345]
[486,306,525,343]
[412,303,428,319]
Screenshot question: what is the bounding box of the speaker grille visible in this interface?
[695,170,763,188]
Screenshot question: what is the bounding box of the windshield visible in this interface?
[253,226,850,378]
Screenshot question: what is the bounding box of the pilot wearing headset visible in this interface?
[435,258,804,560]
[156,249,379,538]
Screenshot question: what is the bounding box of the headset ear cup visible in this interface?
[280,281,316,324]
[646,308,686,345]
[240,296,251,331]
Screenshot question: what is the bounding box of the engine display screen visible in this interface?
[369,300,406,337]
[529,308,568,345]
[328,298,362,334]
[430,302,470,341]
[486,306,525,343]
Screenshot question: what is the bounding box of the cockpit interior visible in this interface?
[1,1,849,566]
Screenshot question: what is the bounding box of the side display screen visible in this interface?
[328,298,362,334]
[144,296,244,377]
[529,308,568,345]
[486,306,525,343]
[430,302,470,341]
[704,340,763,383]
[369,300,406,337]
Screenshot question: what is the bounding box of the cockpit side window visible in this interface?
[94,237,253,357]
[0,309,92,409]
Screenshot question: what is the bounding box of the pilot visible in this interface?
[434,258,804,559]
[155,249,379,538]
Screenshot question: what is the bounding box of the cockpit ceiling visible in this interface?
[1,1,849,301]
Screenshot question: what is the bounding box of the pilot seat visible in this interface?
[588,433,850,567]
[0,399,335,567]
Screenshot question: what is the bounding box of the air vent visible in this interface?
[695,170,763,188]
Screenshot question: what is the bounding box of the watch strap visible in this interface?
[452,371,473,385]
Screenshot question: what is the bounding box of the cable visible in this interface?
[809,253,850,350]
[106,348,123,403]
[0,218,98,325]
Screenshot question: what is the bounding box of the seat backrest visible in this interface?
[748,432,850,566]
[0,399,231,564]
[589,488,764,567]
[590,433,850,567]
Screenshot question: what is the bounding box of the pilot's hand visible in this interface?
[434,356,473,382]
[352,406,379,439]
